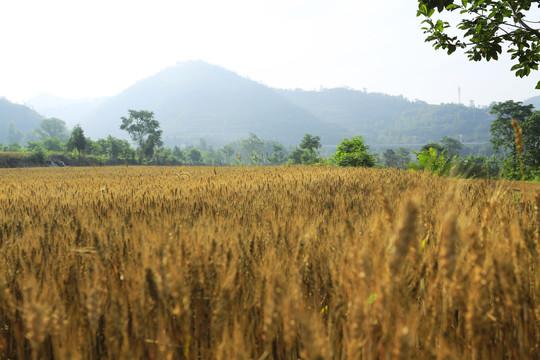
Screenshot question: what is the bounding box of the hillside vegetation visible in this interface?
[77,61,349,145]
[0,97,43,144]
[25,61,496,147]
[0,166,538,359]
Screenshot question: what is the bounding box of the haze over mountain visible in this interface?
[0,97,43,144]
[27,94,110,126]
[278,89,493,145]
[24,61,499,148]
[69,61,350,145]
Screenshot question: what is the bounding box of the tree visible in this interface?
[188,148,202,165]
[299,134,322,164]
[6,122,23,144]
[440,136,463,158]
[396,148,412,169]
[383,149,399,168]
[106,135,122,159]
[173,146,187,163]
[333,136,375,167]
[120,110,163,162]
[289,147,305,165]
[68,125,87,160]
[222,144,235,165]
[417,1,540,88]
[490,100,534,177]
[421,142,445,154]
[241,133,264,156]
[410,147,457,176]
[35,118,69,141]
[270,143,287,165]
[522,111,540,169]
[41,138,65,152]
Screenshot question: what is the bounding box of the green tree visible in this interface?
[490,100,534,178]
[41,138,65,152]
[410,147,457,176]
[25,141,42,152]
[299,134,322,164]
[35,118,69,141]
[269,143,287,165]
[241,133,264,159]
[68,125,87,160]
[222,144,235,165]
[106,135,123,159]
[417,0,540,88]
[188,148,202,165]
[6,122,23,144]
[173,146,187,163]
[440,136,463,158]
[383,149,399,168]
[6,143,22,152]
[396,148,412,169]
[120,110,163,162]
[522,112,540,170]
[289,147,305,165]
[333,136,375,167]
[454,154,501,179]
[421,142,445,154]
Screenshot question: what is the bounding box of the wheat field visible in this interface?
[0,166,538,359]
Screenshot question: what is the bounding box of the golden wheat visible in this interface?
[0,166,538,359]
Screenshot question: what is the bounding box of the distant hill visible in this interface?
[27,94,110,128]
[78,61,350,145]
[24,61,496,148]
[524,95,540,110]
[0,97,43,144]
[278,88,493,145]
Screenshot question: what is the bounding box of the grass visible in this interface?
[0,166,538,359]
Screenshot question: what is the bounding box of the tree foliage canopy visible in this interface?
[299,134,322,163]
[35,118,69,141]
[120,110,163,161]
[490,100,539,178]
[417,0,540,88]
[68,125,87,159]
[333,136,375,167]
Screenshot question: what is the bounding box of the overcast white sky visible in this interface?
[0,0,538,106]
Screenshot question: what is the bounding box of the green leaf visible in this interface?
[535,81,540,89]
[367,293,377,304]
[461,0,468,6]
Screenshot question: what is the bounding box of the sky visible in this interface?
[0,0,538,107]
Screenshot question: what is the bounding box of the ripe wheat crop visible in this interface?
[0,166,538,359]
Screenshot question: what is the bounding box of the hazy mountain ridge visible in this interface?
[0,97,43,144]
[278,88,494,145]
[9,61,522,148]
[28,94,110,127]
[76,61,349,145]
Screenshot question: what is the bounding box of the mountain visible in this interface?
[524,95,540,110]
[79,61,350,145]
[25,61,495,148]
[0,97,43,144]
[27,94,110,127]
[278,88,493,145]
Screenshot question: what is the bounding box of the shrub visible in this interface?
[333,136,375,167]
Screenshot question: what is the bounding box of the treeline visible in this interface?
[0,117,329,167]
[1,100,538,181]
[377,100,539,181]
